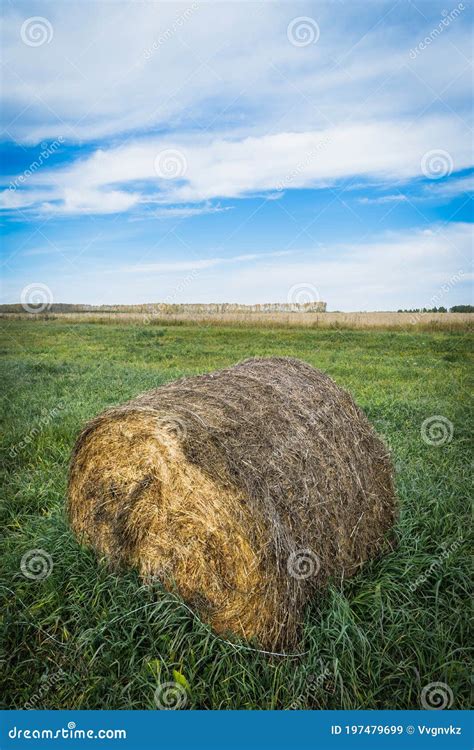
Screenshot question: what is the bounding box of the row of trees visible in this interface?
[1,301,329,314]
[397,306,473,313]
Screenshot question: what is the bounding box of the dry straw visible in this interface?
[68,357,397,650]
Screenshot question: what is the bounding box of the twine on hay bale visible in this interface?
[68,357,397,650]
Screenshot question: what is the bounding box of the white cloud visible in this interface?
[1,1,472,144]
[5,115,472,214]
[357,172,474,204]
[424,173,474,197]
[148,203,231,219]
[41,187,141,214]
[358,194,409,205]
[121,250,292,274]
[0,188,51,209]
[2,1,471,216]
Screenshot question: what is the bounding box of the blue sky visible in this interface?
[1,0,473,310]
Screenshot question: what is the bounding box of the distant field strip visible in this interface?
[1,311,472,330]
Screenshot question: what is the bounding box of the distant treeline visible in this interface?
[397,306,473,313]
[0,301,327,314]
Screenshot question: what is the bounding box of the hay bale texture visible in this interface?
[68,357,396,650]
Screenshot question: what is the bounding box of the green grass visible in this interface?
[1,320,472,710]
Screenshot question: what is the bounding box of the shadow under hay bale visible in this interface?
[68,357,397,651]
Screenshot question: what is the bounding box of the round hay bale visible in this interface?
[68,357,397,651]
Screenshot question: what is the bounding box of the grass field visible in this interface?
[1,320,472,710]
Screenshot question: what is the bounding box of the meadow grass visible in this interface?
[0,320,472,710]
